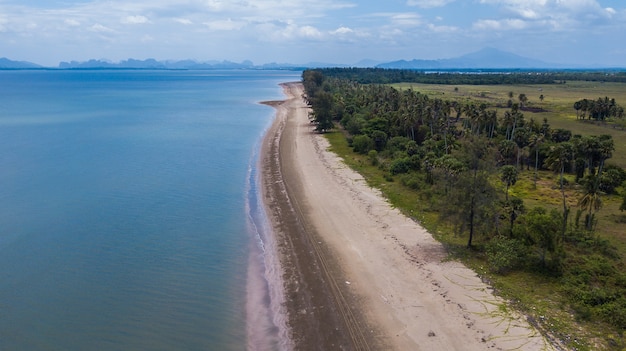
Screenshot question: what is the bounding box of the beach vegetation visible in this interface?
[302,68,626,350]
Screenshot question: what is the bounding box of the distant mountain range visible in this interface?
[0,57,42,69]
[0,48,614,70]
[376,47,559,69]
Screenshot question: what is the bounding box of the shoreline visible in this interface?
[259,82,559,350]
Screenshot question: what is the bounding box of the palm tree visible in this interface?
[500,165,518,202]
[544,142,573,237]
[529,133,545,188]
[579,177,603,231]
[518,93,528,109]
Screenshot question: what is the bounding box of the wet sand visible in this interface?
[260,82,560,350]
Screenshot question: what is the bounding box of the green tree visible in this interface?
[500,165,518,202]
[518,93,528,109]
[529,133,545,188]
[445,136,497,248]
[310,90,334,132]
[520,207,561,267]
[544,142,573,237]
[579,175,603,231]
[504,197,525,238]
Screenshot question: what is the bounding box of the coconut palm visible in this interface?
[529,133,545,187]
[544,142,573,236]
[579,177,603,231]
[500,165,518,202]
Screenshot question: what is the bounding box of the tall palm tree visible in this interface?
[579,177,603,231]
[529,133,545,188]
[500,165,518,202]
[518,93,528,109]
[545,142,573,237]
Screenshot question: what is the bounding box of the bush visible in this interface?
[400,173,424,190]
[408,154,422,171]
[406,140,419,156]
[368,150,379,166]
[600,165,626,194]
[352,135,373,154]
[371,130,388,151]
[388,136,411,153]
[345,116,364,135]
[485,236,527,274]
[390,158,411,175]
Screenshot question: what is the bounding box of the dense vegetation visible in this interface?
[302,68,626,350]
[317,67,626,85]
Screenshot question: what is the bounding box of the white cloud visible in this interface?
[426,23,458,33]
[299,25,323,39]
[64,19,81,27]
[204,18,246,31]
[331,26,354,35]
[174,18,193,25]
[88,23,115,33]
[407,0,456,8]
[391,13,422,27]
[122,15,149,25]
[473,18,528,30]
[479,0,616,23]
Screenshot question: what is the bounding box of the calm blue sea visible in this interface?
[0,69,300,350]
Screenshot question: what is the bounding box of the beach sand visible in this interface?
[260,82,560,350]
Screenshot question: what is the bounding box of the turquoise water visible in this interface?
[0,70,300,350]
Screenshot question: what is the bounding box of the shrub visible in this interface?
[600,165,626,194]
[390,158,411,175]
[368,150,379,166]
[388,136,411,153]
[485,236,527,274]
[400,173,424,190]
[371,130,388,151]
[352,135,373,154]
[345,116,364,135]
[406,140,419,156]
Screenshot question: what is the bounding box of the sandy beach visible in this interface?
[260,82,561,351]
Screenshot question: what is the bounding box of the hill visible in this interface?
[377,47,560,69]
[0,57,42,69]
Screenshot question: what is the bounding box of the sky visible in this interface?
[0,0,625,67]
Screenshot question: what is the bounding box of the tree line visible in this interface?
[302,68,626,334]
[574,97,625,121]
[316,67,626,85]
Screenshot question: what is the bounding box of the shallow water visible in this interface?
[0,69,300,350]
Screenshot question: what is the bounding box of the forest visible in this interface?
[302,68,626,350]
[317,67,626,85]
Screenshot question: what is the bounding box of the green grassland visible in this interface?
[325,80,626,350]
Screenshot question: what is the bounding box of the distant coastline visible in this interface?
[4,48,626,71]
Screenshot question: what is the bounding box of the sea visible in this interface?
[0,69,301,350]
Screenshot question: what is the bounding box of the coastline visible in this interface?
[260,82,559,350]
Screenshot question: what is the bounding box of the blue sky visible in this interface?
[0,0,624,66]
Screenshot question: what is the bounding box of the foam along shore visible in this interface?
[260,82,559,350]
